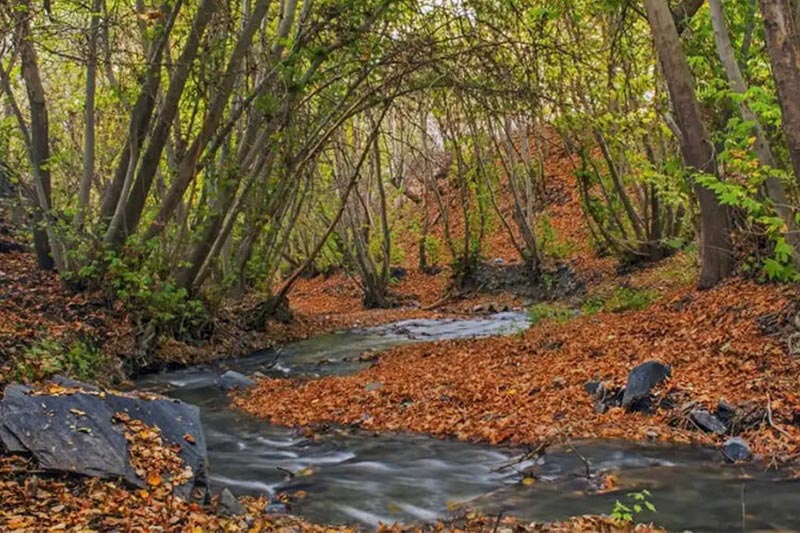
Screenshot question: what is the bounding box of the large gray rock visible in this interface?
[691,409,727,435]
[0,382,208,500]
[217,370,256,391]
[621,360,671,410]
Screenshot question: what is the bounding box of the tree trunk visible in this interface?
[644,0,734,288]
[13,0,66,271]
[710,0,799,263]
[98,1,181,226]
[104,0,215,249]
[759,0,800,186]
[75,0,102,231]
[143,0,273,241]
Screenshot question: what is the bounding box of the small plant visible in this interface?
[423,235,442,267]
[535,214,575,260]
[14,338,106,383]
[603,286,657,312]
[610,489,657,525]
[15,338,64,382]
[64,340,106,381]
[528,302,574,325]
[582,286,657,315]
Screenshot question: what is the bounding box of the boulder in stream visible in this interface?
[721,437,751,462]
[217,370,256,391]
[0,381,208,500]
[621,360,671,410]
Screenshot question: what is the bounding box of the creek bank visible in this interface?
[143,331,800,531]
[233,280,800,466]
[3,307,798,531]
[0,378,208,500]
[583,360,777,463]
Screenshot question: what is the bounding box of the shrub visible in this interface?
[582,286,658,315]
[15,338,106,383]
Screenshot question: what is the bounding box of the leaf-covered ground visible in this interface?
[235,278,800,466]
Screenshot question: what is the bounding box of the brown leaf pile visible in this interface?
[235,279,800,463]
[114,412,195,492]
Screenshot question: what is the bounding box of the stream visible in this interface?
[138,312,800,531]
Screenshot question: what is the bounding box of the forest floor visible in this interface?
[235,276,800,463]
[1,139,798,530]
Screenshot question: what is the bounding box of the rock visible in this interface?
[0,382,208,500]
[690,409,727,434]
[621,360,671,410]
[594,400,608,414]
[51,374,100,392]
[217,488,246,516]
[217,370,256,391]
[584,380,604,397]
[358,351,379,362]
[265,501,288,514]
[714,399,736,426]
[722,437,751,462]
[389,266,407,280]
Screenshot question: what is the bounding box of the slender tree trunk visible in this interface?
[645,0,734,288]
[143,0,273,241]
[710,0,799,262]
[104,0,215,248]
[13,1,65,271]
[75,0,102,231]
[98,1,181,225]
[759,0,800,186]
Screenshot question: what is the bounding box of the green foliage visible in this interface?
[81,249,208,335]
[316,237,346,274]
[528,302,575,325]
[423,235,442,266]
[610,490,657,525]
[535,214,574,260]
[582,286,658,315]
[696,156,799,282]
[15,338,106,383]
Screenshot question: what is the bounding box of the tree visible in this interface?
[709,0,799,264]
[644,0,734,288]
[759,0,800,187]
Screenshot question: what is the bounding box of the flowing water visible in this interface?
[137,312,800,530]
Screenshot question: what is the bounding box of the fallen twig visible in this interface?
[421,288,454,311]
[766,394,793,441]
[565,441,592,479]
[491,440,548,473]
